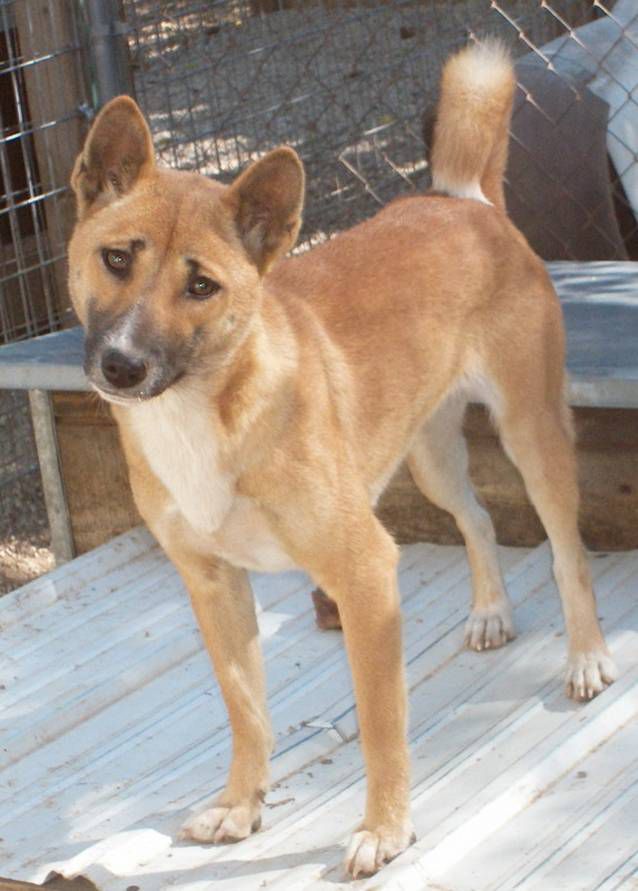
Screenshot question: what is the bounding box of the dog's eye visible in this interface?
[102,249,132,276]
[187,276,221,300]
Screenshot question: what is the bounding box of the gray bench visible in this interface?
[1,261,637,563]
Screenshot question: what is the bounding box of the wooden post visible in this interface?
[51,391,141,556]
[13,1,89,326]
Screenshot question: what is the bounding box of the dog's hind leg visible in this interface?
[408,392,515,650]
[494,391,617,700]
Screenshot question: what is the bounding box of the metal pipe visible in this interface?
[28,389,74,565]
[85,0,132,106]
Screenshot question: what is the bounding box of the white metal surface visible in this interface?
[0,528,636,890]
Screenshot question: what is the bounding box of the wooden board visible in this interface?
[51,392,141,556]
[378,404,638,550]
[50,392,638,554]
[1,531,636,889]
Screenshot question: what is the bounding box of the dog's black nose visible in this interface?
[101,349,147,389]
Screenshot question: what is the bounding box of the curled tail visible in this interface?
[431,40,515,210]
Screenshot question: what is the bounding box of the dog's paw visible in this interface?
[179,801,262,845]
[464,601,515,651]
[312,588,342,630]
[345,822,415,879]
[565,650,617,701]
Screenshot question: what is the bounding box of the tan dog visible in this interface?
[67,41,617,878]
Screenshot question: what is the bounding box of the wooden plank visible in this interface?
[13,0,88,325]
[1,535,635,889]
[0,525,155,629]
[378,404,638,550]
[414,690,638,889]
[0,386,629,555]
[51,391,141,554]
[121,553,637,889]
[41,395,638,554]
[45,392,638,554]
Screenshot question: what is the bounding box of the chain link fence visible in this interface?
[0,0,637,591]
[123,0,637,258]
[0,0,91,344]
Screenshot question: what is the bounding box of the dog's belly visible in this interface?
[210,496,298,573]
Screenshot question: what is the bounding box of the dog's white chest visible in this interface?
[126,390,296,572]
[128,390,233,536]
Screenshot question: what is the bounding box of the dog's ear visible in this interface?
[223,147,305,274]
[71,96,155,218]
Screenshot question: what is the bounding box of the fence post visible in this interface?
[85,0,133,106]
[11,1,88,334]
[28,389,74,565]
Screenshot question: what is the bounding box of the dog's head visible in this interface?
[68,96,304,404]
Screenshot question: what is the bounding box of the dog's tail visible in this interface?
[431,40,515,211]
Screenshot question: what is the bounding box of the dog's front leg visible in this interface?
[170,549,272,844]
[298,513,414,878]
[121,442,271,844]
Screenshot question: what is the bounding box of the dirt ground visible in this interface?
[0,391,54,595]
[126,0,595,245]
[0,527,54,595]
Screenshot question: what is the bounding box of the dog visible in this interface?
[67,41,617,879]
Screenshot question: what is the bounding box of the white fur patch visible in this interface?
[212,495,297,573]
[104,303,143,355]
[125,383,297,572]
[455,40,512,91]
[368,456,405,506]
[456,351,502,417]
[433,176,492,205]
[127,385,234,536]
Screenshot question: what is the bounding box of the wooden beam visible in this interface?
[13,1,88,326]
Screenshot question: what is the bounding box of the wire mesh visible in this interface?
[0,0,91,345]
[0,0,91,592]
[122,0,638,259]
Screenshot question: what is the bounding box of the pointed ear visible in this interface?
[71,95,155,218]
[223,147,305,274]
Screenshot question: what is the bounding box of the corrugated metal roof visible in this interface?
[1,529,636,890]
